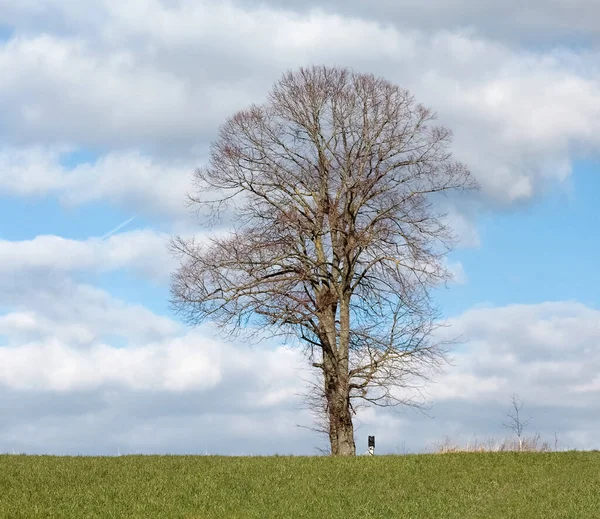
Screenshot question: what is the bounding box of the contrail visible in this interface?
[101,215,137,240]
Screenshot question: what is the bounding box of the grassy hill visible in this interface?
[1,451,599,518]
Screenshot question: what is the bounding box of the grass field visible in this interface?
[1,452,599,518]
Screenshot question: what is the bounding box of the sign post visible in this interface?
[368,435,375,456]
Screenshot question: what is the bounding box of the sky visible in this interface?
[0,0,599,456]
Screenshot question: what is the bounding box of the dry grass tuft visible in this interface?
[431,433,553,453]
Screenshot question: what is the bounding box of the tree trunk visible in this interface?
[319,293,355,456]
[325,374,356,456]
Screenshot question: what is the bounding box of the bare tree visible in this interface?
[170,66,477,456]
[502,393,531,452]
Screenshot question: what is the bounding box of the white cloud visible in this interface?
[0,147,197,219]
[0,147,67,195]
[0,336,221,392]
[0,311,96,344]
[0,2,598,214]
[0,229,174,281]
[59,152,197,217]
[425,302,600,416]
[0,278,180,345]
[1,299,600,454]
[0,35,202,151]
[0,304,315,454]
[0,333,305,394]
[352,301,600,452]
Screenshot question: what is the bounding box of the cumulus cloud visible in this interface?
[0,332,305,395]
[0,339,217,392]
[0,309,315,454]
[400,301,600,449]
[0,147,196,218]
[434,301,600,401]
[0,35,202,151]
[0,254,314,454]
[0,228,175,281]
[0,278,180,345]
[1,299,600,454]
[0,1,598,217]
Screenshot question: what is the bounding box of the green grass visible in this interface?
[1,452,599,518]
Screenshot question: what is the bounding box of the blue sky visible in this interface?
[1,0,600,455]
[439,159,600,316]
